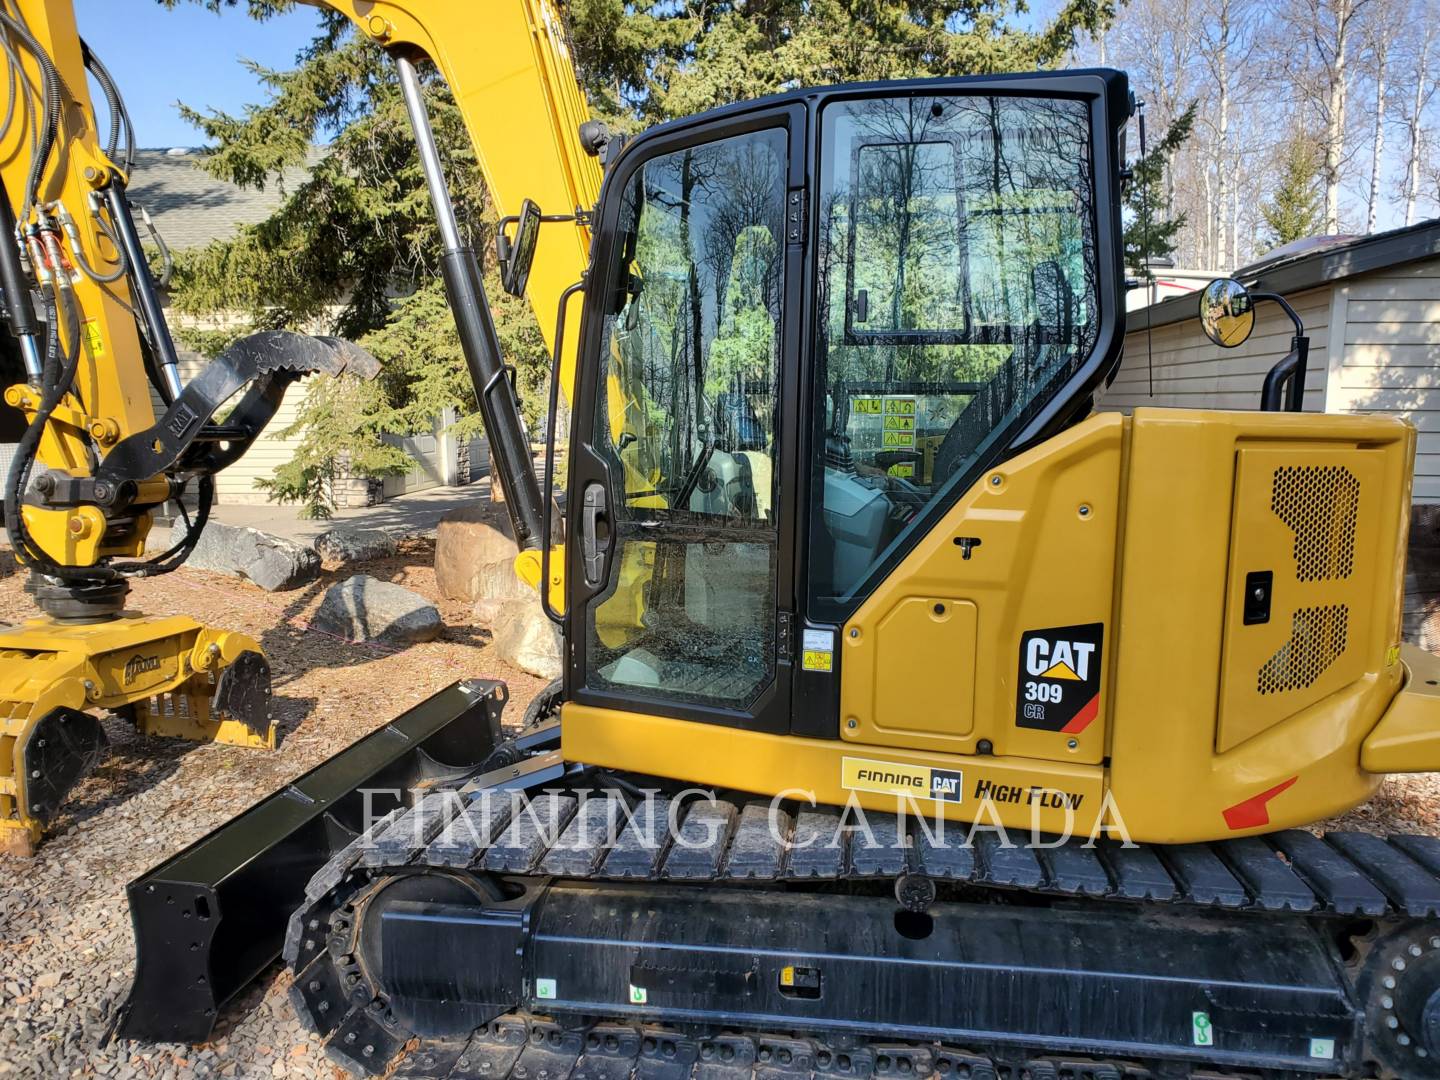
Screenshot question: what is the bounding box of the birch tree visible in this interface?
[1396,13,1436,225]
[1288,0,1370,232]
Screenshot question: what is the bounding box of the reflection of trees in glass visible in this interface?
[817,94,1100,483]
[606,130,786,498]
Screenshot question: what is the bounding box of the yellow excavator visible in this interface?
[6,0,1440,1077]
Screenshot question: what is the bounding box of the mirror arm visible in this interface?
[1260,335,1309,414]
[1248,290,1308,414]
[1250,290,1304,338]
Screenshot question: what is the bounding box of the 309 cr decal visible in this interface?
[1015,623,1104,733]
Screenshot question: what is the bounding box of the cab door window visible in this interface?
[585,127,788,709]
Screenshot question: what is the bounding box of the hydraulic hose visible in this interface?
[0,8,62,221]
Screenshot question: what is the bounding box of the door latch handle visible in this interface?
[581,482,610,587]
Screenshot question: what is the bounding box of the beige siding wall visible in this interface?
[148,316,309,505]
[1324,261,1440,502]
[1105,285,1331,414]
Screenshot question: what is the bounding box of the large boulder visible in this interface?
[312,575,443,646]
[434,505,517,600]
[314,526,399,565]
[179,519,320,592]
[490,598,561,679]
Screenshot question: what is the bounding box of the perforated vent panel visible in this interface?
[1257,604,1349,695]
[1270,465,1359,581]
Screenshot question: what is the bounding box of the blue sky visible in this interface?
[74,0,323,149]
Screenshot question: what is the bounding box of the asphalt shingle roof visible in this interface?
[125,148,315,251]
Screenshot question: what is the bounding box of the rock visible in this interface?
[471,596,509,627]
[311,575,443,646]
[490,598,561,679]
[178,519,320,592]
[434,505,516,600]
[313,527,398,565]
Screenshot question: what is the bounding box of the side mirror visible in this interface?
[1199,278,1255,349]
[497,199,542,298]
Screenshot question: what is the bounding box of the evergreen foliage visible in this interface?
[1123,103,1196,269]
[1261,135,1326,250]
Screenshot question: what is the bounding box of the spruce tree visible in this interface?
[1122,104,1196,269]
[1261,136,1325,251]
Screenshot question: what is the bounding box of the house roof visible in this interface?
[1125,217,1440,334]
[125,148,315,251]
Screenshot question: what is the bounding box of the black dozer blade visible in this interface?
[213,649,273,739]
[110,679,510,1045]
[97,330,382,486]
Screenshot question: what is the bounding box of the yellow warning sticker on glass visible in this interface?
[82,320,104,359]
[801,628,834,672]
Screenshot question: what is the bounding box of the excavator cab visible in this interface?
[564,74,1126,732]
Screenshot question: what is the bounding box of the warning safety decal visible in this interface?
[1015,623,1104,734]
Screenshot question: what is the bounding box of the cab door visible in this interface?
[564,107,804,733]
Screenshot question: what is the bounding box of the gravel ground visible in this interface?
[0,539,543,1080]
[0,541,1437,1079]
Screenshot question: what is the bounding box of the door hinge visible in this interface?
[777,610,795,665]
[785,188,806,248]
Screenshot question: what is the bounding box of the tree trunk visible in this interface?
[1404,23,1433,226]
[1367,39,1387,233]
[1324,0,1355,234]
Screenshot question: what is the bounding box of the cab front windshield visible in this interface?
[809,93,1100,618]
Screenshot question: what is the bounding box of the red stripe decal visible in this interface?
[1061,694,1100,734]
[1222,775,1299,831]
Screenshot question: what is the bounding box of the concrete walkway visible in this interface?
[207,478,496,543]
